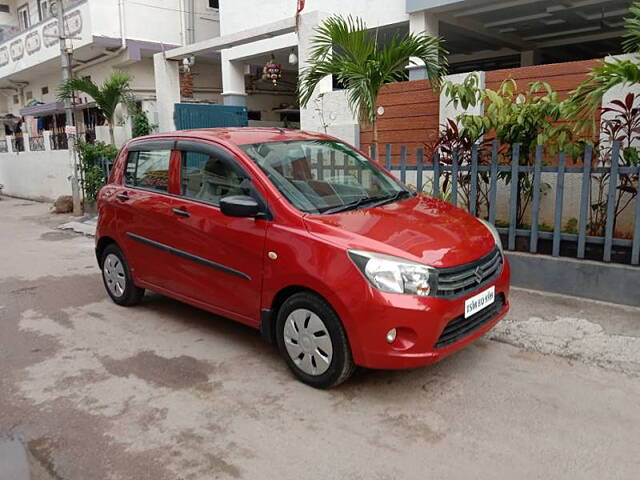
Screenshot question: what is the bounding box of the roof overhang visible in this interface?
[409,0,630,62]
[163,16,297,60]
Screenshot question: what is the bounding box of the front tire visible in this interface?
[101,244,145,306]
[276,292,355,389]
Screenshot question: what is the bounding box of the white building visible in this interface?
[0,0,219,143]
[154,0,410,146]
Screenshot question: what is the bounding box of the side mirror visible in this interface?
[220,195,260,218]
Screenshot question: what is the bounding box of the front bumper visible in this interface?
[346,258,511,370]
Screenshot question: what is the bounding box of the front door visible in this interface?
[165,141,269,324]
[117,145,182,288]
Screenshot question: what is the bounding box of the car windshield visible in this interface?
[240,140,410,214]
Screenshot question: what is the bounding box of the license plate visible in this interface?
[464,286,495,318]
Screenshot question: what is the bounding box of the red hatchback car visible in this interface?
[96,128,510,388]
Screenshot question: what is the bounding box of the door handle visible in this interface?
[172,208,190,218]
[116,192,130,201]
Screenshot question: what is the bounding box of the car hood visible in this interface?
[303,195,496,268]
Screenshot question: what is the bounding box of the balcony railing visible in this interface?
[0,0,87,74]
[0,0,86,46]
[29,135,45,151]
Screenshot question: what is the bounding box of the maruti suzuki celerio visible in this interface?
[96,128,510,388]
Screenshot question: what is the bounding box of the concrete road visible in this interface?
[1,197,639,480]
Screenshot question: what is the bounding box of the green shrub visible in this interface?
[132,110,154,138]
[76,141,118,202]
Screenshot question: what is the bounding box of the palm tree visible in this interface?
[566,1,640,132]
[298,15,447,153]
[58,72,134,145]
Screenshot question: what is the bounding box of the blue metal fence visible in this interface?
[368,142,640,266]
[174,103,248,130]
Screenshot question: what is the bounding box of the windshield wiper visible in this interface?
[321,195,387,214]
[366,190,413,208]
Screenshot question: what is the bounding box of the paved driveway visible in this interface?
[1,197,639,480]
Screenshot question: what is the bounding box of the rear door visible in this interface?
[116,141,183,287]
[166,140,269,324]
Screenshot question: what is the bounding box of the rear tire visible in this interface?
[101,244,145,306]
[276,292,355,389]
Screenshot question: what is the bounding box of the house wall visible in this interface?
[192,0,220,43]
[360,79,440,160]
[219,0,407,35]
[361,59,601,161]
[89,0,218,46]
[188,60,222,103]
[303,89,360,147]
[0,149,73,201]
[8,56,160,116]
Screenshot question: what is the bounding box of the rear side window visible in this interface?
[180,150,250,205]
[125,150,171,192]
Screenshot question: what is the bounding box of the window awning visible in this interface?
[19,101,94,117]
[19,102,65,117]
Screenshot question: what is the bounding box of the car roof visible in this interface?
[132,127,336,147]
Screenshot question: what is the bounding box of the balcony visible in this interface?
[0,0,218,81]
[0,0,91,79]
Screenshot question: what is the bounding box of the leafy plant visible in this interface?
[443,76,568,224]
[443,73,483,110]
[298,15,447,152]
[566,1,640,133]
[564,218,579,235]
[419,175,452,203]
[58,72,134,145]
[131,109,155,138]
[588,92,640,236]
[426,119,491,214]
[453,77,576,157]
[76,141,118,202]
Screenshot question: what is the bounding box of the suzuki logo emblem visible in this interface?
[474,267,483,283]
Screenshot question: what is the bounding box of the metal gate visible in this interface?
[174,103,248,130]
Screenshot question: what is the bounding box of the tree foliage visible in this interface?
[566,1,640,133]
[298,15,447,146]
[58,72,134,145]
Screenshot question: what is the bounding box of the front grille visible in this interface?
[435,247,503,298]
[435,294,505,349]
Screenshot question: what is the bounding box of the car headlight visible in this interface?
[478,218,503,252]
[348,250,434,296]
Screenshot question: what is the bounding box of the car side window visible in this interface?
[180,150,251,205]
[125,150,172,192]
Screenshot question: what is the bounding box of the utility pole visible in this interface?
[55,0,82,215]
